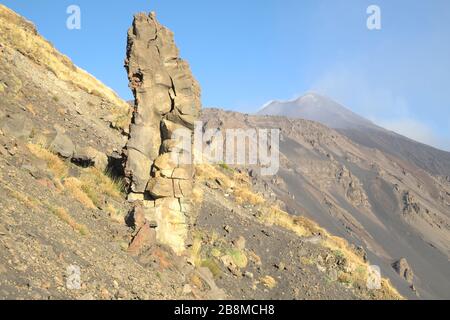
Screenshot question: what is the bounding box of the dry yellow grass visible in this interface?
[3,184,40,210]
[49,206,89,236]
[25,103,36,116]
[28,143,124,213]
[110,106,132,132]
[63,177,96,209]
[190,235,204,267]
[195,163,235,190]
[27,143,68,179]
[74,168,124,208]
[105,204,125,223]
[234,186,265,206]
[195,163,264,206]
[260,275,277,289]
[0,4,129,120]
[4,185,88,236]
[262,208,402,298]
[196,163,402,299]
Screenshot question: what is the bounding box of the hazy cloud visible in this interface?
[311,64,450,152]
[376,118,450,151]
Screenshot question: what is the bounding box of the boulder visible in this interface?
[146,176,174,198]
[153,153,178,171]
[392,258,414,284]
[172,167,192,180]
[127,223,156,256]
[161,119,189,141]
[124,148,152,193]
[72,146,108,171]
[49,131,74,158]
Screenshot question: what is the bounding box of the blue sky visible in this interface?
[2,0,450,150]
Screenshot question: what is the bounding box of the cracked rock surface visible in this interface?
[123,12,201,254]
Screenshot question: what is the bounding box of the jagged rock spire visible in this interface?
[123,12,201,254]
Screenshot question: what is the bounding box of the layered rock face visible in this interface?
[123,12,201,254]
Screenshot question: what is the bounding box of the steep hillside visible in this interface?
[259,93,450,176]
[0,5,403,300]
[202,109,450,299]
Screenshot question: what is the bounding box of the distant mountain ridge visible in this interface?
[258,93,450,177]
[259,93,378,130]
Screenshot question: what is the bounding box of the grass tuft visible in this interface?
[226,248,248,269]
[4,185,40,209]
[234,187,265,206]
[48,205,89,236]
[260,275,277,289]
[63,177,96,209]
[28,143,68,179]
[78,168,124,208]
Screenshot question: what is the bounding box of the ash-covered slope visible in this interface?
[202,108,450,299]
[258,93,450,177]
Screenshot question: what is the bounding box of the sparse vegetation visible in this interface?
[195,163,235,190]
[260,275,277,289]
[110,106,132,132]
[0,5,129,110]
[77,168,124,208]
[63,177,97,209]
[218,162,233,172]
[261,206,318,237]
[27,143,125,222]
[226,248,248,269]
[105,203,125,223]
[3,185,40,209]
[194,162,402,299]
[189,230,234,278]
[48,205,89,236]
[234,186,265,206]
[28,143,68,179]
[3,183,88,236]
